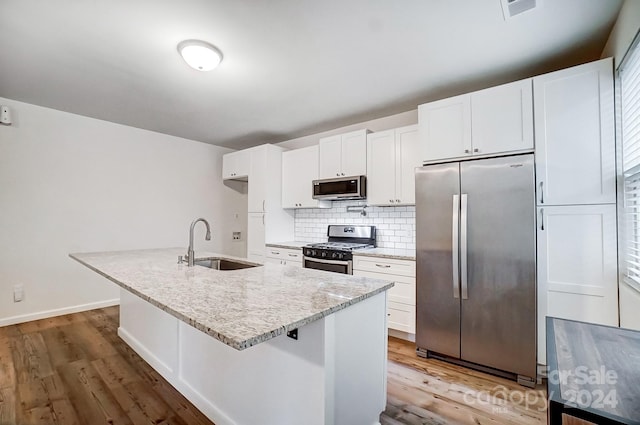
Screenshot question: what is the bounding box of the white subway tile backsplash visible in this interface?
[293,200,415,248]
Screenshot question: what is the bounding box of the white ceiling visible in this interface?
[0,0,623,149]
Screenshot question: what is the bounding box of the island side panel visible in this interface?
[118,289,179,376]
[178,319,327,425]
[327,291,388,425]
[117,286,389,425]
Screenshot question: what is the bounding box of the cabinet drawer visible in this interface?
[353,270,415,305]
[387,301,415,334]
[353,256,415,277]
[265,247,302,264]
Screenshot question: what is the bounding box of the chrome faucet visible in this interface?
[186,218,211,266]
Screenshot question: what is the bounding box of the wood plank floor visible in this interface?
[0,306,549,424]
[383,337,547,425]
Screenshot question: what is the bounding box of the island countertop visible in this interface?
[70,248,394,351]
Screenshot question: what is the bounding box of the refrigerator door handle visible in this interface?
[460,193,469,300]
[452,194,460,299]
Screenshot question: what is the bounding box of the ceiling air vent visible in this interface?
[501,0,539,20]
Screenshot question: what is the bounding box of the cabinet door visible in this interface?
[341,130,368,177]
[471,79,534,156]
[396,125,420,205]
[536,204,618,364]
[247,213,266,262]
[419,94,472,162]
[222,150,250,180]
[366,130,397,206]
[222,152,237,179]
[318,135,343,179]
[248,147,267,213]
[282,146,321,208]
[534,58,615,206]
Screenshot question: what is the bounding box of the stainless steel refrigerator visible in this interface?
[415,154,536,386]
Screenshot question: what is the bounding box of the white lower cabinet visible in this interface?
[536,204,618,364]
[353,256,416,335]
[265,247,302,266]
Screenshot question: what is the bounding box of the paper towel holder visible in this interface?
[1,106,12,125]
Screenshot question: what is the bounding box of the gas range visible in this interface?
[303,225,376,274]
[303,242,374,261]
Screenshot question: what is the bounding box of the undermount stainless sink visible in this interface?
[194,258,261,271]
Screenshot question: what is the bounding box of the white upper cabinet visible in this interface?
[418,79,534,163]
[534,58,615,206]
[222,149,251,180]
[471,79,534,156]
[319,129,368,179]
[419,94,471,162]
[367,130,396,205]
[282,145,331,209]
[367,125,420,206]
[396,125,421,205]
[341,130,369,177]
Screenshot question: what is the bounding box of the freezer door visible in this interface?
[459,154,536,378]
[415,162,461,358]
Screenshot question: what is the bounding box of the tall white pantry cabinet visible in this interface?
[223,144,294,262]
[534,58,618,364]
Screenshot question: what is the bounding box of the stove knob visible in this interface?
[336,252,343,260]
[331,252,338,259]
[321,251,327,258]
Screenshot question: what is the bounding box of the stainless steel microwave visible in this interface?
[312,175,366,200]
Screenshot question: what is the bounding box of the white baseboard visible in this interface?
[117,326,174,377]
[0,298,120,327]
[389,328,416,342]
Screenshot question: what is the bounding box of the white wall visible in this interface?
[601,0,640,67]
[0,97,247,326]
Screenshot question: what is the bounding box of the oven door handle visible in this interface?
[303,256,353,274]
[303,256,349,265]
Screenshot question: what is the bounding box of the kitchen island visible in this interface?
[70,248,394,425]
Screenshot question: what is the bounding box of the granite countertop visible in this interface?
[266,241,415,260]
[69,248,393,351]
[355,247,416,261]
[264,241,307,249]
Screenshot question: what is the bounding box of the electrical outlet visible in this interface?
[13,284,24,303]
[233,231,241,240]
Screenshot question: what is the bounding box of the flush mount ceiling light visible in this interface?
[177,40,223,71]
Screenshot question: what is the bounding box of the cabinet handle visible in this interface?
[396,199,400,203]
[341,173,345,176]
[473,148,479,153]
[375,264,391,268]
[288,253,298,257]
[262,214,265,226]
[464,149,470,154]
[389,199,394,203]
[540,208,544,231]
[539,181,544,204]
[336,173,340,176]
[262,200,266,212]
[271,251,280,255]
